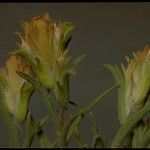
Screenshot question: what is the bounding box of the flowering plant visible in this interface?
[0,13,149,148]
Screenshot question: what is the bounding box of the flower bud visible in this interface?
[122,46,150,116]
[104,46,150,124]
[13,13,84,107]
[0,56,34,122]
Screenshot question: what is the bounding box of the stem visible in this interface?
[36,86,60,133]
[82,84,117,114]
[111,102,150,148]
[59,106,65,128]
[16,72,60,133]
[63,84,117,147]
[57,76,69,147]
[58,106,66,148]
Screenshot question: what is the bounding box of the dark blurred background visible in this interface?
[0,2,150,147]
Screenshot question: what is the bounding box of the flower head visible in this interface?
[13,13,84,106]
[104,46,150,124]
[121,46,150,116]
[0,56,34,122]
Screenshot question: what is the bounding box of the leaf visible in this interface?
[16,71,36,85]
[111,102,150,148]
[81,84,117,114]
[72,54,85,67]
[39,115,50,127]
[22,111,38,148]
[74,127,88,148]
[63,84,116,147]
[90,111,106,148]
[64,114,83,146]
[10,49,37,67]
[16,81,35,122]
[103,63,126,124]
[121,132,133,148]
[17,71,60,136]
[62,22,75,43]
[37,129,56,148]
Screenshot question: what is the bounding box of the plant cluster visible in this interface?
[0,13,149,148]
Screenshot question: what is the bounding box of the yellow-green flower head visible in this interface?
[104,46,150,124]
[13,13,84,106]
[15,13,76,88]
[0,56,34,122]
[121,46,150,117]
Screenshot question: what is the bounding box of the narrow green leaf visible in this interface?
[74,127,88,148]
[62,113,82,147]
[91,134,106,148]
[16,82,35,122]
[90,111,106,148]
[39,115,50,127]
[17,72,60,136]
[10,49,37,67]
[111,102,150,148]
[81,84,117,114]
[66,115,83,146]
[121,131,133,148]
[37,129,54,148]
[63,84,116,147]
[16,71,36,85]
[62,22,75,43]
[103,63,126,124]
[72,54,85,67]
[22,112,38,148]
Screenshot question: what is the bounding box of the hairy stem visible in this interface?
[59,106,65,128]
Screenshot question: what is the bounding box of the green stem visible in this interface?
[63,84,117,147]
[57,76,70,148]
[111,102,150,148]
[16,72,60,133]
[81,84,117,114]
[16,72,61,147]
[58,106,66,148]
[22,112,37,148]
[90,111,106,148]
[74,127,88,148]
[59,106,65,128]
[36,86,62,141]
